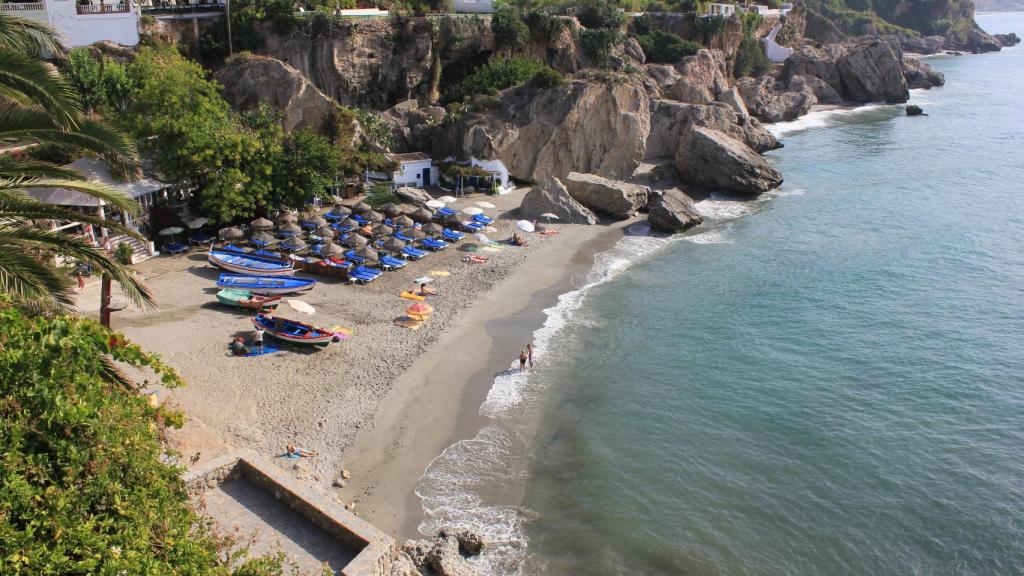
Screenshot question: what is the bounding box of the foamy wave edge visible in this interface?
[415,231,673,576]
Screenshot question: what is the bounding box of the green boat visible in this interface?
[216,288,281,311]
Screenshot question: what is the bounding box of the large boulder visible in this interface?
[994,32,1021,47]
[675,127,783,195]
[780,46,844,95]
[647,99,780,157]
[647,188,703,232]
[403,531,481,576]
[961,28,1002,53]
[715,86,749,119]
[803,10,846,45]
[902,57,945,90]
[836,39,909,103]
[787,74,842,104]
[520,177,598,224]
[384,99,448,152]
[898,35,946,55]
[395,186,433,205]
[736,76,818,123]
[761,86,816,123]
[563,172,648,219]
[216,55,337,134]
[666,49,731,104]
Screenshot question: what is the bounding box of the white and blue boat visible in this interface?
[208,249,294,276]
[216,273,315,295]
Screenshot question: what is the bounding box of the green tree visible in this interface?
[635,29,702,63]
[0,14,149,310]
[272,129,341,209]
[492,2,530,51]
[576,0,627,30]
[733,35,770,78]
[577,27,623,68]
[442,56,547,103]
[63,48,105,113]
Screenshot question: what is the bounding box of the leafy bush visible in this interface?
[524,9,568,42]
[733,35,771,78]
[577,27,623,68]
[576,0,626,30]
[492,3,530,50]
[531,65,565,88]
[443,56,546,103]
[0,304,284,574]
[366,185,399,208]
[116,241,134,264]
[351,108,395,151]
[635,29,701,63]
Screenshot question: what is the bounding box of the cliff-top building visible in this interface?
[0,0,140,47]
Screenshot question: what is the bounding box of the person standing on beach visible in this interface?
[519,349,528,372]
[254,326,264,354]
[527,343,534,368]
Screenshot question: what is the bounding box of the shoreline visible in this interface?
[338,219,629,539]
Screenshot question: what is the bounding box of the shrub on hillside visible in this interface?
[443,56,546,103]
[733,35,771,78]
[492,3,530,50]
[635,29,702,63]
[531,65,566,88]
[576,0,627,30]
[578,27,623,68]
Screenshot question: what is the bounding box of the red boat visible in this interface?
[251,314,340,346]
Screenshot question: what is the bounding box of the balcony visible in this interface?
[139,1,223,14]
[75,2,130,14]
[0,2,48,23]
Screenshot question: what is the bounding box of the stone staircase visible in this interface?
[106,233,155,265]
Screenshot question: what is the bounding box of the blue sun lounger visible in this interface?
[351,213,370,226]
[164,242,189,255]
[330,222,354,234]
[394,231,415,243]
[433,207,457,219]
[402,245,427,260]
[189,232,214,246]
[344,250,366,265]
[441,228,464,242]
[421,237,448,251]
[472,214,494,225]
[252,249,282,258]
[349,265,382,284]
[324,210,347,221]
[380,255,407,271]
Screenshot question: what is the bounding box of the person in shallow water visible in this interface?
[527,343,534,368]
[519,349,528,371]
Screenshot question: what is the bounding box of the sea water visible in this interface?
[417,13,1024,575]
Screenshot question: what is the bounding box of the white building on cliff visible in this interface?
[0,0,140,47]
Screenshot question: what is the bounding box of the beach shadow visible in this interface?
[227,329,325,356]
[493,368,521,378]
[187,265,223,281]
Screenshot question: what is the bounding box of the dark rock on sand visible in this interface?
[994,32,1021,47]
[675,127,783,195]
[562,172,649,219]
[395,186,433,205]
[647,188,703,232]
[402,529,485,576]
[906,105,926,116]
[520,177,598,224]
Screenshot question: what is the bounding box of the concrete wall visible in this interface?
[393,160,437,188]
[46,0,140,47]
[184,450,397,576]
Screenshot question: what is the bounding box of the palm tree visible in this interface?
[0,13,152,312]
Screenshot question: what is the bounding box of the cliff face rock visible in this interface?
[647,188,703,231]
[257,16,493,109]
[780,46,845,95]
[216,55,337,133]
[836,39,909,102]
[384,99,447,152]
[787,74,842,104]
[563,172,649,219]
[520,177,598,224]
[736,76,816,123]
[898,34,947,54]
[647,99,780,157]
[402,529,483,576]
[675,127,783,195]
[994,32,1022,47]
[659,49,731,104]
[902,56,946,89]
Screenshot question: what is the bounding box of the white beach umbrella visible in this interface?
[187,217,209,229]
[540,213,560,222]
[462,207,484,216]
[438,195,457,204]
[159,226,184,236]
[425,199,446,209]
[473,232,490,243]
[516,220,535,233]
[286,299,315,316]
[475,201,496,209]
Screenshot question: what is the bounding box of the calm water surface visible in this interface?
[419,13,1024,575]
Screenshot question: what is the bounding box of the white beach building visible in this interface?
[0,0,140,47]
[390,152,438,188]
[705,3,737,17]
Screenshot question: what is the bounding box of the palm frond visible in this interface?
[0,177,141,214]
[0,51,78,129]
[0,154,82,181]
[0,236,75,311]
[0,13,64,59]
[0,224,154,310]
[0,191,145,241]
[0,108,140,178]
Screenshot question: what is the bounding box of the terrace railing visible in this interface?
[0,2,46,12]
[75,2,130,14]
[140,2,224,14]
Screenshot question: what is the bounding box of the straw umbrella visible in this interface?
[410,207,434,223]
[321,241,345,257]
[305,212,327,227]
[330,204,352,216]
[383,237,406,254]
[408,227,427,240]
[279,222,302,237]
[421,222,442,236]
[250,231,276,245]
[366,210,384,223]
[316,225,336,240]
[380,203,401,217]
[280,236,307,252]
[251,217,274,230]
[372,224,394,238]
[394,214,414,228]
[219,226,243,240]
[344,234,368,248]
[355,246,379,262]
[340,217,360,229]
[352,201,371,213]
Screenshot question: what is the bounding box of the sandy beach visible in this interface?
[75,187,626,539]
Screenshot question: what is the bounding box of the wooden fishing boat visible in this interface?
[251,314,339,346]
[208,249,294,276]
[289,255,350,280]
[216,273,316,295]
[216,288,281,310]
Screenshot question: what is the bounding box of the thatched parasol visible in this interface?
[380,203,401,217]
[250,231,276,244]
[372,224,394,237]
[321,241,345,256]
[344,234,368,248]
[251,217,274,230]
[303,212,327,226]
[421,222,442,235]
[383,237,406,253]
[408,228,427,240]
[279,222,302,235]
[394,214,414,228]
[276,211,298,224]
[340,217,360,229]
[366,210,384,223]
[280,236,307,251]
[352,201,372,213]
[316,225,335,240]
[410,207,434,223]
[219,226,244,239]
[330,204,352,216]
[355,246,379,262]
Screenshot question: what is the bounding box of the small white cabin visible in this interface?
[705,3,736,17]
[453,0,494,13]
[390,152,438,188]
[0,0,140,47]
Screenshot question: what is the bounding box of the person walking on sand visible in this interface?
[519,349,528,372]
[253,326,265,354]
[527,343,534,368]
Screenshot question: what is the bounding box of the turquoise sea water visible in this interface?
[418,14,1024,575]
